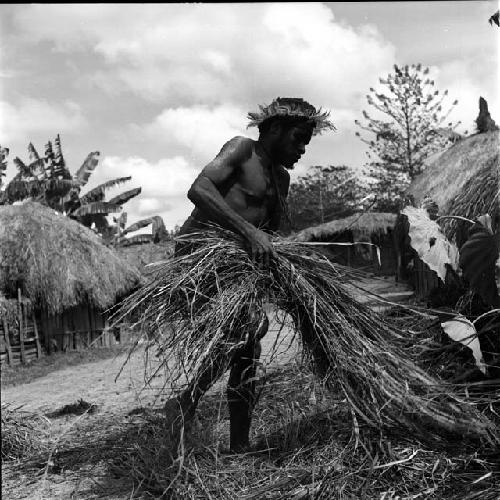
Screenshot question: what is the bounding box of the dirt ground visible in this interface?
[1,275,413,499]
[1,310,303,500]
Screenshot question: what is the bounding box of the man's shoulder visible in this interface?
[217,136,255,162]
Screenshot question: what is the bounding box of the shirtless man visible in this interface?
[167,97,335,453]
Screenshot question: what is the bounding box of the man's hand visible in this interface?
[246,228,277,268]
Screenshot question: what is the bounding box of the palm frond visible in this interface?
[0,146,9,186]
[122,217,155,236]
[13,157,32,178]
[116,234,154,246]
[72,201,122,217]
[74,152,100,187]
[80,176,132,204]
[108,187,141,206]
[28,143,40,162]
[151,215,167,240]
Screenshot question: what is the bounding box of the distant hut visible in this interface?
[294,212,398,275]
[0,202,140,359]
[398,130,500,300]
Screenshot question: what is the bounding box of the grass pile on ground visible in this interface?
[115,228,498,443]
[110,365,499,499]
[1,403,48,461]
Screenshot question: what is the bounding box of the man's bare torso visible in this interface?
[179,137,289,235]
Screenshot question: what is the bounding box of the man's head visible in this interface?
[258,116,314,169]
[247,97,335,169]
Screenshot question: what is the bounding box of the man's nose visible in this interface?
[297,144,306,154]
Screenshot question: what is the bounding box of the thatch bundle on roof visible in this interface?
[408,130,499,244]
[294,212,397,242]
[0,202,140,315]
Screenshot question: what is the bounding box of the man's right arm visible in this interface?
[188,137,276,263]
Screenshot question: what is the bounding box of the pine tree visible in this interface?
[355,63,463,211]
[288,165,367,231]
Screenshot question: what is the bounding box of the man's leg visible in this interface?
[163,344,229,454]
[227,311,268,452]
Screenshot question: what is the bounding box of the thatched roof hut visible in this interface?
[0,202,140,315]
[407,130,499,245]
[293,212,398,275]
[294,212,397,242]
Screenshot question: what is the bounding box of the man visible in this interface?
[165,97,335,453]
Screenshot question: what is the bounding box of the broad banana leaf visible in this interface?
[13,157,32,177]
[43,178,78,197]
[113,211,128,230]
[72,201,122,217]
[73,151,100,187]
[108,187,141,206]
[401,206,459,281]
[0,146,8,185]
[459,216,500,307]
[151,215,167,241]
[80,176,132,204]
[117,234,154,246]
[5,179,42,201]
[28,142,40,161]
[121,217,155,236]
[441,316,487,374]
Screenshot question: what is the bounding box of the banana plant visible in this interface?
[1,136,77,208]
[2,135,143,236]
[112,214,168,247]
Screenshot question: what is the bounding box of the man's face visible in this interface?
[272,122,313,169]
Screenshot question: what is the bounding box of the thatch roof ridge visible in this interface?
[294,212,398,242]
[0,202,140,314]
[407,130,499,211]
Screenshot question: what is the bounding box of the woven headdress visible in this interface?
[247,97,336,135]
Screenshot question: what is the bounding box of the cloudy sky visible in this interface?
[1,2,498,230]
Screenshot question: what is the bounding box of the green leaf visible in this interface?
[74,152,100,187]
[401,206,459,281]
[108,187,141,206]
[80,176,132,204]
[441,316,486,374]
[122,217,155,236]
[116,234,154,246]
[72,201,122,217]
[459,216,499,307]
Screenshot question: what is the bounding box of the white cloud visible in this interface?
[81,155,200,230]
[432,58,499,134]
[142,104,256,162]
[0,98,86,144]
[12,3,396,112]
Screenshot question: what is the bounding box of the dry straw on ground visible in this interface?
[114,227,499,445]
[1,403,49,461]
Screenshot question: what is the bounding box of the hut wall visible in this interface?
[38,304,117,354]
[322,230,398,276]
[0,297,42,366]
[409,258,441,300]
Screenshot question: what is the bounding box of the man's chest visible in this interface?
[234,155,284,202]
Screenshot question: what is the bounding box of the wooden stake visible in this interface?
[18,289,26,364]
[33,318,42,359]
[2,318,12,366]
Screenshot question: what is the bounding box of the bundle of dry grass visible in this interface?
[1,403,48,461]
[115,228,498,443]
[294,212,397,242]
[111,366,499,499]
[0,202,140,314]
